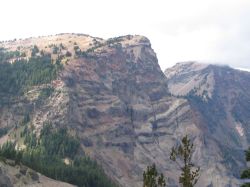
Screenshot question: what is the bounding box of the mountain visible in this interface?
[165,61,250,146]
[165,61,250,185]
[0,34,249,187]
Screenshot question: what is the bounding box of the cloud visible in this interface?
[1,0,250,70]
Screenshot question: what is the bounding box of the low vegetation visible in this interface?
[74,36,124,58]
[0,47,24,61]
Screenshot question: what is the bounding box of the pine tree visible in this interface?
[143,163,166,187]
[170,135,200,187]
[241,148,250,187]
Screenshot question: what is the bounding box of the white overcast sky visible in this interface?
[1,0,250,70]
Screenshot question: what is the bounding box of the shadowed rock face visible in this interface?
[0,34,249,187]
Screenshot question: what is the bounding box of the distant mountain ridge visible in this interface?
[165,61,250,180]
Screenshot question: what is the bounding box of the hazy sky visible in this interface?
[1,0,250,70]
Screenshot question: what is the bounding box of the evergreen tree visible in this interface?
[143,163,166,187]
[170,135,200,187]
[241,148,250,187]
[31,45,39,56]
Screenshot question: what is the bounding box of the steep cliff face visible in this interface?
[0,35,249,187]
[60,35,174,186]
